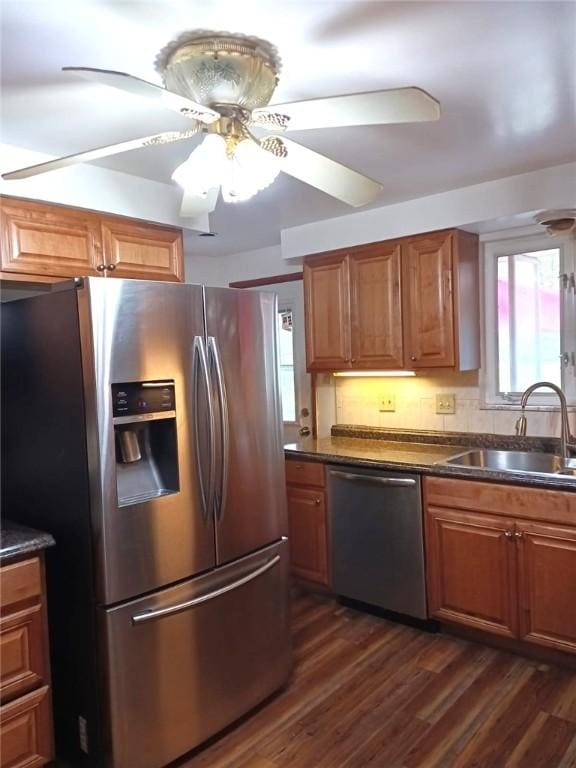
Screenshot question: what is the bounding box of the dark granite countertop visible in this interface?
[1,520,55,563]
[284,429,576,493]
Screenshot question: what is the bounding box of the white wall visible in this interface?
[328,372,575,438]
[281,162,576,259]
[0,143,209,232]
[185,243,301,287]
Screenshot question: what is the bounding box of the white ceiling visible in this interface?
[2,0,575,257]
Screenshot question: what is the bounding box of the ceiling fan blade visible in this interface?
[63,67,220,125]
[1,128,201,180]
[252,87,440,132]
[180,187,219,218]
[263,137,382,207]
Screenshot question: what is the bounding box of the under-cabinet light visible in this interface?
[332,371,417,378]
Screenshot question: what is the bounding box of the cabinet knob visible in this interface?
[351,358,357,363]
[410,355,417,361]
[514,531,523,540]
[107,263,117,271]
[96,264,106,272]
[504,530,514,539]
[315,498,321,505]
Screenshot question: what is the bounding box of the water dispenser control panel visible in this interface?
[112,381,175,418]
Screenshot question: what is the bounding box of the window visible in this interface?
[483,233,576,406]
[277,308,297,422]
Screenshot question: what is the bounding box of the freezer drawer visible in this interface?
[100,539,291,768]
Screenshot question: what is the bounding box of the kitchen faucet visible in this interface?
[515,382,576,470]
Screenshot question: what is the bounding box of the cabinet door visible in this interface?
[286,486,329,585]
[0,685,52,768]
[404,231,455,367]
[101,219,183,281]
[425,507,518,638]
[304,255,350,371]
[0,604,46,705]
[349,243,404,368]
[0,198,102,278]
[516,521,576,654]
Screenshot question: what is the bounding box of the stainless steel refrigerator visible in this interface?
[1,277,292,768]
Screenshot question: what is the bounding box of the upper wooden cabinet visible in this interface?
[0,198,102,278]
[1,196,184,283]
[303,228,479,372]
[349,242,404,369]
[101,218,183,281]
[304,252,351,370]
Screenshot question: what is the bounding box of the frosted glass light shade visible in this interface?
[172,135,281,204]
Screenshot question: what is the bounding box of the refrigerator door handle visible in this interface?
[193,335,216,522]
[208,336,230,521]
[131,554,281,624]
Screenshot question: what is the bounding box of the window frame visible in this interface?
[481,229,576,409]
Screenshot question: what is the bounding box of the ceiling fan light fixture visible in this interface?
[171,133,226,196]
[221,138,280,203]
[155,31,281,110]
[172,133,281,204]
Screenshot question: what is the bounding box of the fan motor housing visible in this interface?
[155,32,280,110]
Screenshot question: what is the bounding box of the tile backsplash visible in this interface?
[321,371,575,438]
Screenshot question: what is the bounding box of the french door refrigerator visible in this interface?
[1,277,292,768]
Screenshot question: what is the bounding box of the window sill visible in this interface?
[480,402,576,412]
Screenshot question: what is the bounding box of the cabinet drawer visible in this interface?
[285,459,325,488]
[0,604,46,704]
[424,476,574,524]
[0,685,52,768]
[0,559,41,612]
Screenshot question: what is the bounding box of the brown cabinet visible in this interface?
[0,555,53,767]
[0,197,102,278]
[349,242,404,369]
[303,228,479,372]
[424,476,576,655]
[304,253,350,371]
[516,521,576,654]
[101,218,183,281]
[285,459,329,586]
[425,507,518,638]
[1,196,184,283]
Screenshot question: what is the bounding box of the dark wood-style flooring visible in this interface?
[181,591,576,768]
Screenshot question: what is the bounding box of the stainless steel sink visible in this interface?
[439,449,576,478]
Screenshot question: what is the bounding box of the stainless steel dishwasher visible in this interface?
[328,465,427,619]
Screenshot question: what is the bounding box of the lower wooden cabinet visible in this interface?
[426,508,518,638]
[0,686,52,768]
[0,555,53,767]
[424,477,576,655]
[285,459,330,586]
[516,521,576,654]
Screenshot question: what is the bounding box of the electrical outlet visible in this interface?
[436,394,456,414]
[379,393,396,412]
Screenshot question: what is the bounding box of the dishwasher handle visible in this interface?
[329,470,417,487]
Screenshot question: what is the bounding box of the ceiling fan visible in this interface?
[2,31,441,219]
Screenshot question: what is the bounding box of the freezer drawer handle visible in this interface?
[329,470,417,487]
[131,554,281,625]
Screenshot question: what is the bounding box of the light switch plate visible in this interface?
[436,393,456,414]
[379,393,396,412]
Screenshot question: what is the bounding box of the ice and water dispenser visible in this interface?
[112,381,179,506]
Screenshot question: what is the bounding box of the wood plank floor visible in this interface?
[178,591,576,768]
